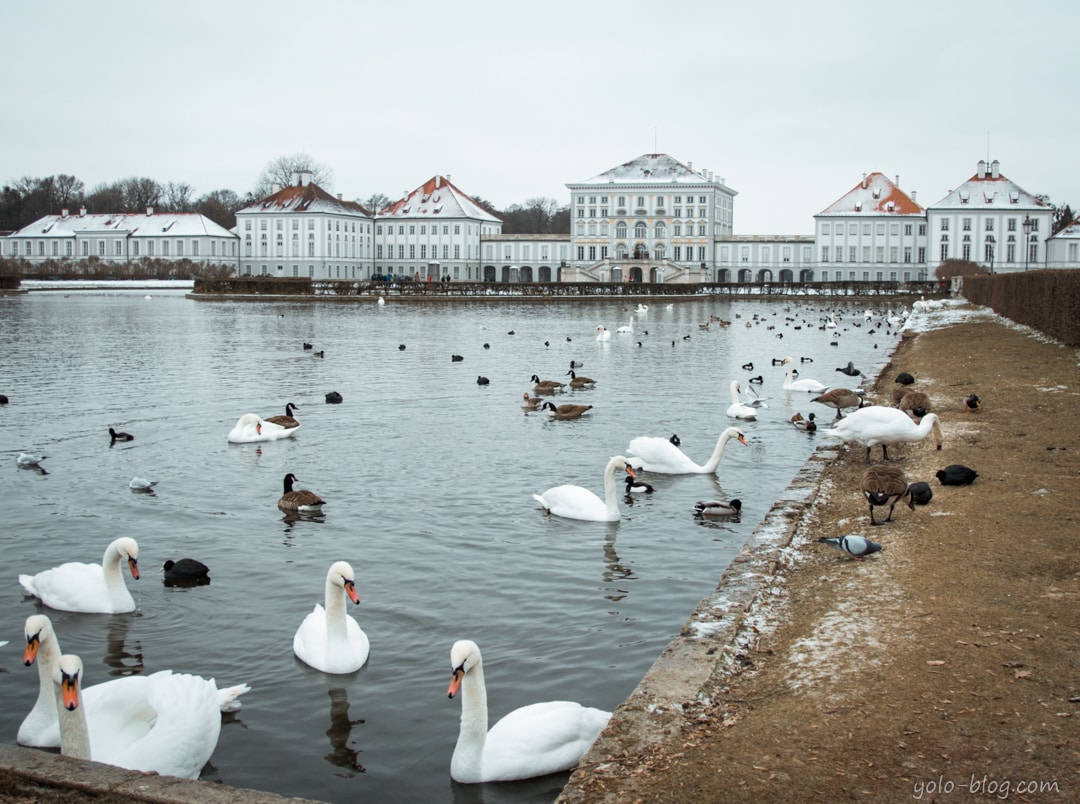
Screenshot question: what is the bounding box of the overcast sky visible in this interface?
[5,1,1075,234]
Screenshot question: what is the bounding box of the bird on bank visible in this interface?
[542,401,593,420]
[108,427,134,444]
[693,499,742,517]
[816,535,883,559]
[895,371,915,386]
[263,402,300,428]
[964,393,981,413]
[822,407,944,464]
[861,464,914,525]
[811,388,865,421]
[936,464,978,486]
[907,481,934,505]
[278,473,326,514]
[898,390,932,419]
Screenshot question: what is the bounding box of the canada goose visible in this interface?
[530,374,565,392]
[263,402,300,428]
[278,473,325,513]
[108,427,134,443]
[542,401,593,420]
[861,464,913,525]
[811,388,865,421]
[898,390,932,418]
[521,392,544,411]
[565,370,596,388]
[693,499,742,517]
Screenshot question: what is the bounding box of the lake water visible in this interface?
[0,287,905,803]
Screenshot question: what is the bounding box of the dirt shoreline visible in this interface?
[560,306,1079,803]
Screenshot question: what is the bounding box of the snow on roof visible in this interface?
[239,182,372,217]
[9,211,236,239]
[379,175,500,223]
[929,160,1048,210]
[1050,218,1080,239]
[573,153,713,186]
[816,172,923,217]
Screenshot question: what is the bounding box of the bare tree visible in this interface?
[254,153,333,198]
[119,177,162,212]
[196,189,244,230]
[86,182,125,213]
[163,182,194,212]
[362,193,390,214]
[54,174,85,209]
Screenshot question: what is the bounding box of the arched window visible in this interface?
[616,222,627,239]
[587,221,597,237]
[654,222,666,239]
[635,222,647,239]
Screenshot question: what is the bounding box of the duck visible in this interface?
[936,464,978,486]
[451,354,464,362]
[908,481,934,505]
[816,535,883,559]
[741,362,754,371]
[293,561,369,674]
[624,474,655,494]
[898,390,932,418]
[669,433,681,447]
[325,391,343,404]
[227,413,300,443]
[964,393,981,413]
[446,639,611,784]
[895,371,916,386]
[313,350,325,358]
[626,426,747,475]
[780,356,828,393]
[521,392,544,411]
[595,326,611,342]
[822,408,944,463]
[530,374,565,392]
[263,402,301,428]
[861,464,914,525]
[162,558,210,586]
[303,342,313,350]
[835,361,862,378]
[476,376,490,385]
[569,360,585,369]
[726,380,759,421]
[565,370,596,388]
[811,388,865,421]
[19,537,139,614]
[128,477,157,492]
[533,455,634,522]
[278,473,325,514]
[50,653,226,780]
[791,412,817,431]
[748,375,764,385]
[542,401,593,420]
[18,614,247,749]
[108,427,134,443]
[693,499,742,517]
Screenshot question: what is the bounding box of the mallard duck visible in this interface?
[542,401,593,420]
[278,473,325,513]
[263,402,300,428]
[693,499,742,516]
[861,464,913,525]
[791,412,817,431]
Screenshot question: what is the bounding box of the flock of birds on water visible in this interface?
[5,294,983,787]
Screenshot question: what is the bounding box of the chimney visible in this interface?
[446,174,451,184]
[977,160,986,179]
[435,176,441,189]
[862,173,868,189]
[61,209,68,218]
[337,193,343,201]
[895,175,900,187]
[299,170,312,187]
[271,182,282,194]
[146,206,154,216]
[990,159,1000,179]
[79,206,86,217]
[911,190,917,204]
[290,171,300,186]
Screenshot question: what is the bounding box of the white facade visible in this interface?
[374,175,502,282]
[814,172,930,283]
[1047,218,1080,268]
[481,234,570,282]
[565,154,738,284]
[235,171,373,279]
[714,236,816,283]
[925,160,1053,274]
[2,207,237,268]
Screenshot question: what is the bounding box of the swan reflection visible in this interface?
[324,686,365,775]
[601,525,635,602]
[104,615,143,677]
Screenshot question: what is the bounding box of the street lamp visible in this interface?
[1022,215,1035,271]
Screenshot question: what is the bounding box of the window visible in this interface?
[1007,218,1016,232]
[821,224,831,235]
[876,247,884,262]
[98,241,105,256]
[114,241,122,256]
[821,246,830,262]
[849,246,856,262]
[985,219,994,231]
[674,246,682,261]
[889,246,897,262]
[962,244,971,260]
[454,225,461,235]
[635,222,647,238]
[454,245,460,259]
[862,246,870,262]
[698,224,706,236]
[162,241,170,256]
[903,247,912,263]
[51,241,58,256]
[962,218,971,231]
[245,221,251,230]
[588,246,596,260]
[904,224,912,236]
[940,243,949,261]
[260,220,267,230]
[940,219,950,231]
[654,223,665,239]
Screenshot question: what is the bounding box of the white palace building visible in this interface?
[3,154,1076,283]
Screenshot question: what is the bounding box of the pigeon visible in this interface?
[936,465,978,486]
[908,481,934,505]
[816,535,883,558]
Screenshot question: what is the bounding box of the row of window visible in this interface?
[244,218,367,233]
[374,244,464,260]
[937,243,1038,262]
[574,222,712,238]
[821,222,926,237]
[576,194,712,206]
[938,217,1037,233]
[577,208,710,219]
[376,223,464,236]
[4,239,235,258]
[821,246,928,264]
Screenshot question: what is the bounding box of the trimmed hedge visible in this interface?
[962,270,1080,347]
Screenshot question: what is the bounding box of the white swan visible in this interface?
[726,380,759,421]
[446,639,611,783]
[19,538,139,614]
[293,561,369,674]
[52,654,223,780]
[19,614,249,748]
[616,316,634,333]
[823,407,944,463]
[635,303,649,314]
[595,325,611,342]
[781,356,828,393]
[532,455,633,522]
[627,426,747,475]
[227,412,301,443]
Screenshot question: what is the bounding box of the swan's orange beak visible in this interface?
[60,670,80,711]
[23,634,39,666]
[737,434,748,446]
[256,422,262,435]
[624,466,636,480]
[128,557,140,580]
[344,580,360,604]
[448,667,464,699]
